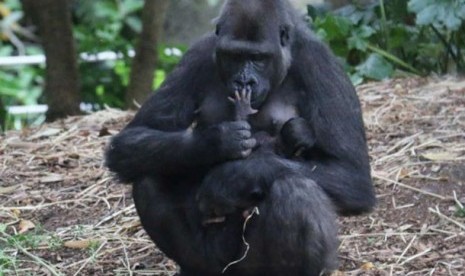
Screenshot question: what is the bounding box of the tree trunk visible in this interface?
[22,0,81,121]
[126,0,170,109]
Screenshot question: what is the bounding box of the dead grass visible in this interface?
[1,76,464,275]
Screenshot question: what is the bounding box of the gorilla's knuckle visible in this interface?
[238,130,251,139]
[236,120,251,130]
[241,138,256,149]
[240,149,252,158]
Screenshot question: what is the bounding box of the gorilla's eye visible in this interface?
[215,25,220,36]
[251,54,267,68]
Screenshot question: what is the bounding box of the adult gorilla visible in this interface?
[106,0,375,275]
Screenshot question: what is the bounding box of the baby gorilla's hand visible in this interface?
[229,88,258,121]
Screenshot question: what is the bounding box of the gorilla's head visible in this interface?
[214,0,294,109]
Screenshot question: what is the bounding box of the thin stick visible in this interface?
[373,174,447,200]
[0,199,94,211]
[222,207,260,274]
[0,234,62,276]
[429,206,465,231]
[400,248,433,266]
[94,204,135,227]
[396,235,416,264]
[72,240,107,276]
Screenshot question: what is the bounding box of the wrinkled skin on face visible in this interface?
[214,1,292,109]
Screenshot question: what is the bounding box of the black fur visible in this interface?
[105,0,375,275]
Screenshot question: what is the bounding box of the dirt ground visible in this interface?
[1,76,464,276]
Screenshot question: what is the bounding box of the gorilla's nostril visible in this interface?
[246,79,257,86]
[233,80,244,90]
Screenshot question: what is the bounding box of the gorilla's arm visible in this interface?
[105,36,255,182]
[285,28,376,216]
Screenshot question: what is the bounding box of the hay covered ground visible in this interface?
[1,77,464,275]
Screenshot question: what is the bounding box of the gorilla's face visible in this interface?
[214,11,292,109]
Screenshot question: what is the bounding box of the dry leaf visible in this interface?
[6,141,40,149]
[39,173,64,183]
[98,127,111,137]
[64,240,92,249]
[360,262,375,270]
[12,209,21,217]
[18,220,35,234]
[398,168,410,179]
[0,185,19,195]
[421,151,460,161]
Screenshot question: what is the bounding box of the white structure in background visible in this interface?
[0,50,136,66]
[1,48,181,129]
[1,50,135,122]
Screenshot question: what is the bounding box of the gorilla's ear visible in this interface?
[280,25,290,47]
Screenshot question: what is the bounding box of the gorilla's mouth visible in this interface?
[202,207,256,226]
[251,91,268,109]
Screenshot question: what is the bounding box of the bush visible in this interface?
[308,0,465,84]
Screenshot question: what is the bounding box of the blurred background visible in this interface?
[0,0,464,130]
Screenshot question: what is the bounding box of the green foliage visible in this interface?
[73,0,185,110]
[0,0,185,127]
[408,0,465,72]
[0,0,45,130]
[0,223,64,274]
[309,0,465,83]
[408,0,465,30]
[74,0,143,53]
[0,225,11,273]
[0,65,43,106]
[0,248,16,274]
[356,53,394,80]
[1,0,464,130]
[74,0,141,110]
[456,205,465,218]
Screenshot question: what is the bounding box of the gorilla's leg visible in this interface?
[228,176,339,276]
[134,176,338,276]
[132,177,244,275]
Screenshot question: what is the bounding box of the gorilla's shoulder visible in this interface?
[184,34,217,58]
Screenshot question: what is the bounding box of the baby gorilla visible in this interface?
[197,88,287,224]
[196,90,339,275]
[198,88,317,223]
[198,88,313,220]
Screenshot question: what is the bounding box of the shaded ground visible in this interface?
[1,76,464,275]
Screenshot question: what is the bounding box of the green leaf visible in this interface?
[408,0,431,13]
[125,16,142,33]
[388,25,412,49]
[307,4,319,20]
[415,5,437,25]
[350,73,364,86]
[348,36,368,51]
[348,26,374,51]
[408,0,465,31]
[444,11,462,30]
[356,53,394,80]
[315,15,352,41]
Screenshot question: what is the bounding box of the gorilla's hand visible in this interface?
[281,117,316,157]
[205,121,257,160]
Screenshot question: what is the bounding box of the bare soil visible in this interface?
[1,76,464,275]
